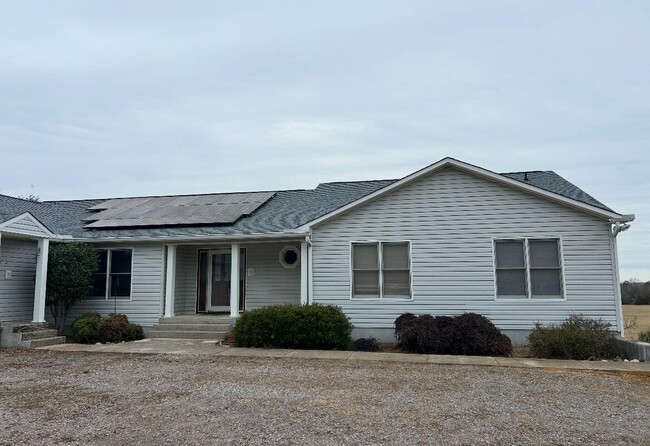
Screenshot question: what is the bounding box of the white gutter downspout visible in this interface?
[609,214,635,337]
[307,231,314,304]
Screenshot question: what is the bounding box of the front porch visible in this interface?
[162,239,311,320]
[0,214,53,326]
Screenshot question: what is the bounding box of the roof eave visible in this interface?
[53,230,309,244]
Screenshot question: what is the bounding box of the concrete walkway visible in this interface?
[39,338,650,374]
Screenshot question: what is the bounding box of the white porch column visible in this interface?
[32,238,49,323]
[300,241,308,305]
[230,243,240,318]
[164,244,177,318]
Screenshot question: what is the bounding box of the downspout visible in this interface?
[609,215,635,337]
[306,231,314,304]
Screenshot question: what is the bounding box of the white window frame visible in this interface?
[492,237,566,301]
[350,240,413,301]
[88,248,134,301]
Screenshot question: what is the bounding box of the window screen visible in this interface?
[352,242,411,299]
[109,249,132,298]
[352,244,379,296]
[529,240,562,297]
[494,239,563,299]
[382,243,410,297]
[88,250,108,298]
[495,241,527,297]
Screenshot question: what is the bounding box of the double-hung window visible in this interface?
[88,249,133,299]
[352,242,411,299]
[494,238,563,299]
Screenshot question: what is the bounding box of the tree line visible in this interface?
[621,280,650,305]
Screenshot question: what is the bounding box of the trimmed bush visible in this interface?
[527,315,618,360]
[353,337,380,352]
[232,304,352,350]
[395,312,512,357]
[97,313,145,343]
[71,312,101,344]
[637,329,650,343]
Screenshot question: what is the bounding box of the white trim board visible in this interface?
[298,157,633,231]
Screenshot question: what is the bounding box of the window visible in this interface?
[279,246,299,269]
[494,239,563,299]
[352,242,411,299]
[89,250,108,298]
[87,249,133,299]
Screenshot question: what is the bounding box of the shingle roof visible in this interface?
[500,171,613,212]
[0,168,615,240]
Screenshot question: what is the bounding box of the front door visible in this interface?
[208,251,231,311]
[196,249,246,313]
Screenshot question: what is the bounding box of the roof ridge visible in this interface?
[317,178,398,186]
[0,193,48,205]
[500,170,554,175]
[44,189,288,204]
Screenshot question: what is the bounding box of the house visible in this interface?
[0,158,635,345]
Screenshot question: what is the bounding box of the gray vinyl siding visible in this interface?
[311,166,619,331]
[175,246,198,314]
[0,238,37,321]
[62,243,165,328]
[243,243,301,309]
[1,215,50,238]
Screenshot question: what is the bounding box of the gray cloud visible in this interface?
[0,1,648,279]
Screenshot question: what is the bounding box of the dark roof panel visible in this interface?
[84,191,276,228]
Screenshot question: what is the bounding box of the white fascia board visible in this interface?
[0,212,55,238]
[58,230,309,244]
[297,157,624,230]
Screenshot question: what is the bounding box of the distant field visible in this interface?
[622,305,650,340]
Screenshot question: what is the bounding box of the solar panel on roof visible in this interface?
[84,191,275,228]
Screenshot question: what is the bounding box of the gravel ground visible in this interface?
[0,349,648,446]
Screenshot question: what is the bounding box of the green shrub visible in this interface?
[639,329,650,343]
[97,313,145,343]
[395,312,512,357]
[232,304,352,350]
[71,312,101,344]
[353,337,380,352]
[527,315,618,360]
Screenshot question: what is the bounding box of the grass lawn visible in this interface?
[622,305,650,340]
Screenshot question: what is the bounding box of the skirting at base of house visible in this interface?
[351,327,533,346]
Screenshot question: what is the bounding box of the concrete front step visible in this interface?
[27,336,66,348]
[152,323,231,332]
[20,329,60,341]
[158,315,233,325]
[148,331,227,340]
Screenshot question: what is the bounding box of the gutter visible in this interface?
[50,230,309,244]
[609,214,635,237]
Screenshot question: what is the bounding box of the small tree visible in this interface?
[46,243,99,334]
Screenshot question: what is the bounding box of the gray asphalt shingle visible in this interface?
[0,169,616,240]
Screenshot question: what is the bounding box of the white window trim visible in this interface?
[349,240,413,301]
[88,248,135,301]
[492,237,566,301]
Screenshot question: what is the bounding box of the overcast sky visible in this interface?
[0,1,648,280]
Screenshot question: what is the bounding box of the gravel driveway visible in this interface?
[0,349,648,446]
